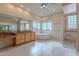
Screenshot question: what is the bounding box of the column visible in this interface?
[76,3,79,51]
[29,20,33,31]
[16,18,21,32]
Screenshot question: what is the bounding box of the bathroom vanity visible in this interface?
[0,31,36,48]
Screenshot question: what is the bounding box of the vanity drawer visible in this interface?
[25,32,31,42]
[15,34,25,45]
[31,32,35,41]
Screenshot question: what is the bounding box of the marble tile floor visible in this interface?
[0,39,79,56]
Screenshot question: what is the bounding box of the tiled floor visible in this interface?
[63,39,76,49]
[0,39,79,56]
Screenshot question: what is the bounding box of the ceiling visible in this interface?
[0,3,75,24]
[12,3,63,16]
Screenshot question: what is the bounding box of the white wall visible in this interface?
[50,12,64,41]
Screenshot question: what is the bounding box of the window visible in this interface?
[47,22,52,30]
[20,23,29,31]
[0,25,16,32]
[43,22,52,32]
[0,25,4,32]
[68,15,76,29]
[43,23,47,30]
[20,23,25,31]
[32,21,52,33]
[33,21,40,31]
[9,24,17,32]
[25,24,29,30]
[33,22,36,31]
[4,25,9,31]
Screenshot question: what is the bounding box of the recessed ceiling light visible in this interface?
[43,5,46,7]
[25,11,28,14]
[20,5,24,8]
[41,6,47,8]
[27,9,31,11]
[41,3,48,8]
[7,4,14,8]
[17,8,23,12]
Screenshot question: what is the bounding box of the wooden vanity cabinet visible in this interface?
[0,32,36,47]
[14,32,36,45]
[31,32,35,41]
[15,33,25,45]
[25,32,31,42]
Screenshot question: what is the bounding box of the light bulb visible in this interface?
[43,5,46,7]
